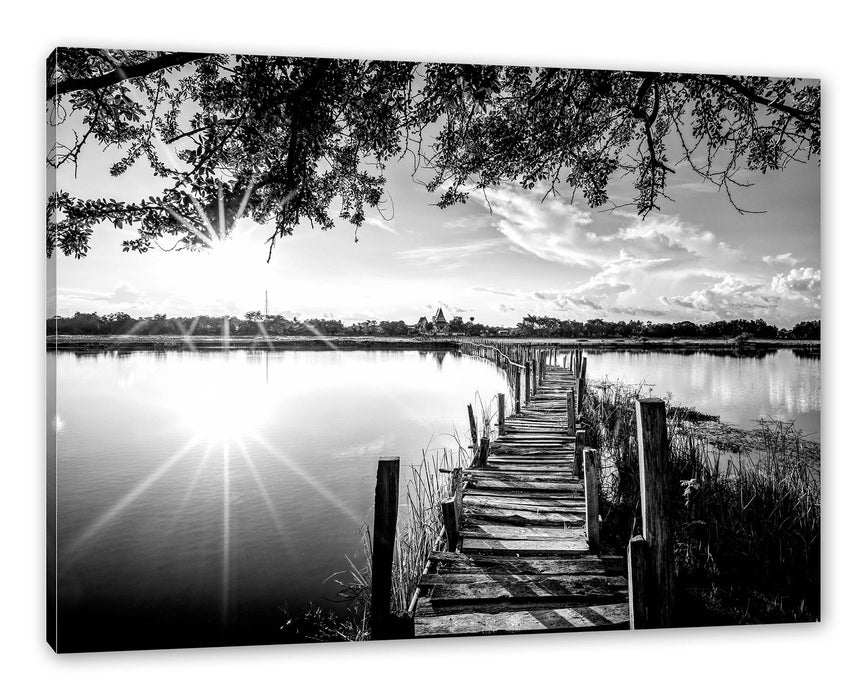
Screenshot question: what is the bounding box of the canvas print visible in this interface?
[46,49,820,652]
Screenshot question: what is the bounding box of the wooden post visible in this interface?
[497,392,506,436]
[627,535,650,630]
[524,362,531,406]
[478,436,490,468]
[515,367,522,415]
[371,457,399,640]
[441,497,459,552]
[566,389,576,436]
[531,358,537,395]
[573,429,586,477]
[577,356,588,414]
[467,404,478,449]
[583,448,600,551]
[635,397,674,628]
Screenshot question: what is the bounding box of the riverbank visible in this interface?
[47,334,820,352]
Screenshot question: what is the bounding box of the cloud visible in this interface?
[473,286,518,297]
[364,218,397,235]
[660,275,778,318]
[105,282,147,304]
[56,282,150,313]
[762,252,802,267]
[397,238,505,265]
[467,184,738,274]
[771,267,821,307]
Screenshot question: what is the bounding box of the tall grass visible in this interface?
[291,397,496,642]
[583,379,820,624]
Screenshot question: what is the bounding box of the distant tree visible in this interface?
[47,50,819,259]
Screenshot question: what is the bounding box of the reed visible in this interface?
[292,400,496,641]
[583,379,820,624]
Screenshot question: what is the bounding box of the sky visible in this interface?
[51,73,821,328]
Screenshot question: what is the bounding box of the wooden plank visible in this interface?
[467,478,582,493]
[426,574,629,605]
[413,603,631,636]
[462,523,585,540]
[462,494,584,511]
[463,508,584,527]
[428,552,610,575]
[461,537,590,555]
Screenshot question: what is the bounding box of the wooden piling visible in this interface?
[467,404,478,449]
[531,358,537,395]
[524,362,531,406]
[478,436,490,468]
[583,448,600,551]
[566,388,576,436]
[497,393,506,436]
[635,397,674,628]
[371,456,400,639]
[573,429,586,477]
[577,356,588,413]
[627,535,650,630]
[441,497,459,552]
[514,368,522,415]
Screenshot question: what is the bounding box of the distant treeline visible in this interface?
[47,311,820,340]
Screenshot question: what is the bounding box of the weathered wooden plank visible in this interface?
[462,523,585,540]
[463,506,584,526]
[468,472,579,484]
[461,537,590,555]
[428,552,610,575]
[462,494,584,511]
[426,574,628,606]
[467,478,583,493]
[413,603,631,636]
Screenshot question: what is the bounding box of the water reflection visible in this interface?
[53,349,509,651]
[587,349,820,439]
[51,347,819,651]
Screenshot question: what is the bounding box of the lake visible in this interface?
[49,346,819,651]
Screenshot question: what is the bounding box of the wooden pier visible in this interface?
[410,347,630,637]
[368,341,673,639]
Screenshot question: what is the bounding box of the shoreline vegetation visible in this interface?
[48,334,820,352]
[289,379,819,642]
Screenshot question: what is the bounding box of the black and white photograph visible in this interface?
[45,48,823,653]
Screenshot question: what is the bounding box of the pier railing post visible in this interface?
[531,357,537,395]
[566,389,576,436]
[628,535,650,630]
[582,448,600,551]
[467,404,478,449]
[635,397,674,628]
[478,436,490,468]
[577,356,588,415]
[573,429,586,477]
[524,362,531,406]
[441,497,459,552]
[371,456,399,640]
[515,368,522,415]
[497,393,506,436]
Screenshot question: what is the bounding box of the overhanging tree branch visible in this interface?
[48,51,211,100]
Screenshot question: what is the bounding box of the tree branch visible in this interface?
[48,52,211,100]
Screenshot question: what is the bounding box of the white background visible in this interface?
[0,2,861,697]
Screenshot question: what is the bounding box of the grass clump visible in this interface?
[583,379,820,625]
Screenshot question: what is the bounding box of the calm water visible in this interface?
[50,347,819,651]
[585,348,820,440]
